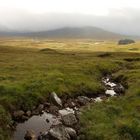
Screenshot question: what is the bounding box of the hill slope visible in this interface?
[22,27,126,39]
[0,26,128,39]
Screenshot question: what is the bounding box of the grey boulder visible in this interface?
[59,108,77,126]
[48,125,70,140]
[50,92,62,107]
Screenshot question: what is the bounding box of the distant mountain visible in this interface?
[22,26,127,39]
[0,26,138,39]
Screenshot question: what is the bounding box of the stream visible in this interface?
[13,113,60,140]
[12,75,125,140]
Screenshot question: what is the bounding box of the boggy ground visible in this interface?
[0,39,140,140]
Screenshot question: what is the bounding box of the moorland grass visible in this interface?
[0,39,139,139]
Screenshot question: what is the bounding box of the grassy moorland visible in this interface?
[0,38,140,140]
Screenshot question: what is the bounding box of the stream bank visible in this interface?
[12,75,125,140]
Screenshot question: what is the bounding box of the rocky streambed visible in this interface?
[12,75,125,140]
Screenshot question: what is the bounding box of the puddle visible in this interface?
[13,112,60,140]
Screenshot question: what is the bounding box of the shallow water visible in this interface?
[13,76,121,140]
[13,112,59,140]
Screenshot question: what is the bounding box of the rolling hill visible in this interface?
[22,26,126,39]
[0,26,136,39]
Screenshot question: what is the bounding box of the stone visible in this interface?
[105,90,116,96]
[24,130,36,140]
[65,127,77,139]
[32,110,40,115]
[77,96,90,106]
[26,111,32,117]
[75,111,81,120]
[37,104,44,112]
[48,125,70,140]
[64,100,76,108]
[105,82,116,88]
[50,92,62,107]
[94,97,102,102]
[59,108,77,126]
[114,84,125,94]
[48,105,59,115]
[65,99,76,108]
[37,132,49,140]
[44,102,51,107]
[22,115,29,121]
[13,110,25,119]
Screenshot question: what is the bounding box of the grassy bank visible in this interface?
[0,39,139,139]
[80,55,140,140]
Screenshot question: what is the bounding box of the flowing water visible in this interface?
[13,76,122,140]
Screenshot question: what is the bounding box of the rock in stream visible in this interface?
[13,76,125,140]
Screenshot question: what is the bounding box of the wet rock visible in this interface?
[48,125,70,140]
[26,111,32,117]
[74,107,79,111]
[65,127,77,139]
[59,108,77,126]
[50,92,62,107]
[44,102,51,108]
[48,105,59,115]
[94,97,102,102]
[77,96,90,106]
[24,130,36,140]
[102,76,111,84]
[105,82,116,88]
[46,118,50,123]
[44,108,50,113]
[22,115,29,121]
[114,84,125,94]
[13,110,25,119]
[37,104,44,113]
[32,110,40,116]
[38,132,49,140]
[64,99,76,108]
[105,90,116,96]
[75,111,81,120]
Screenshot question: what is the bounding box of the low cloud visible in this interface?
[0,8,140,36]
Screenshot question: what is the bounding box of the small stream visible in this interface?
[13,113,59,140]
[13,76,125,140]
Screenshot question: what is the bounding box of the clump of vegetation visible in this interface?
[129,48,139,51]
[118,39,135,45]
[0,105,12,140]
[124,58,140,62]
[97,52,112,58]
[40,48,59,54]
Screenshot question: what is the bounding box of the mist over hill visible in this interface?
[0,26,135,40]
[21,26,125,39]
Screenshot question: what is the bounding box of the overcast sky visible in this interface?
[0,0,140,35]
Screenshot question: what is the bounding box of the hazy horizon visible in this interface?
[0,0,140,36]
